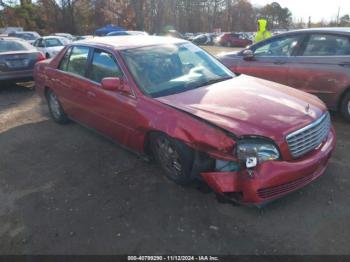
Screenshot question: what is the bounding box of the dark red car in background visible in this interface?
[215,32,253,47]
[34,36,335,206]
[218,28,350,122]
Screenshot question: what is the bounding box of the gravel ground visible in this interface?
[0,47,349,255]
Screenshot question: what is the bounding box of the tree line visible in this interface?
[0,0,344,36]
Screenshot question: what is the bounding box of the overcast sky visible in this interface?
[251,0,350,22]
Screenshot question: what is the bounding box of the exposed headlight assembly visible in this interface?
[236,139,280,168]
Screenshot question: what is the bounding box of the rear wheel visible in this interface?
[151,133,194,185]
[340,92,350,122]
[47,90,69,124]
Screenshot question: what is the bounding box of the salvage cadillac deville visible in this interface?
[34,36,336,205]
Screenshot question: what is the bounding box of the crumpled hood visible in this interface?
[156,75,327,142]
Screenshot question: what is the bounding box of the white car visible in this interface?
[33,36,71,58]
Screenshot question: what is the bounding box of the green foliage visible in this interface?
[258,2,292,29]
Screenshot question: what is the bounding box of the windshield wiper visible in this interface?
[197,76,233,88]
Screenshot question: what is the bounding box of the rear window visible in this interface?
[0,40,34,52]
[45,38,63,47]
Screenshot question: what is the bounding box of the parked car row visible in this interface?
[0,29,148,83]
[33,34,336,206]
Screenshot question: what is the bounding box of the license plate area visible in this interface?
[6,59,30,69]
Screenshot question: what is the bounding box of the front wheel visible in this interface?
[151,133,194,185]
[47,90,69,124]
[340,92,350,122]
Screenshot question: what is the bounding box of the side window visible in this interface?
[66,46,90,77]
[303,34,350,56]
[36,39,44,47]
[88,50,123,83]
[253,35,301,57]
[58,47,72,71]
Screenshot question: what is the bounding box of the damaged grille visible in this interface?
[257,174,314,199]
[286,113,331,158]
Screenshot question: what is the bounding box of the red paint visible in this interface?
[34,36,336,205]
[217,33,252,47]
[218,30,350,111]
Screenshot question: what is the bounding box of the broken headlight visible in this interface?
[236,139,280,168]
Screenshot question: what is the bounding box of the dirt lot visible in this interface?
[0,46,350,255]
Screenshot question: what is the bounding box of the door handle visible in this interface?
[274,61,286,65]
[87,91,96,97]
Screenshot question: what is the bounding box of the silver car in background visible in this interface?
[0,37,45,83]
[33,36,71,58]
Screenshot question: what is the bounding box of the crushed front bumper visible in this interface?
[201,128,336,205]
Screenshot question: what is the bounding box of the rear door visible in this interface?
[287,33,350,109]
[236,34,304,84]
[52,45,92,123]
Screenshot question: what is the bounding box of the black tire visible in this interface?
[150,133,194,185]
[46,90,69,124]
[340,91,350,122]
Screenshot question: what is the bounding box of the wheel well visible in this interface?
[44,86,50,98]
[143,130,165,156]
[338,87,350,111]
[143,130,215,177]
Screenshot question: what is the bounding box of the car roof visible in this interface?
[77,35,187,50]
[16,31,38,34]
[41,36,66,40]
[284,27,350,35]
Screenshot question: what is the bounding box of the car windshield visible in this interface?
[121,43,234,97]
[0,40,34,52]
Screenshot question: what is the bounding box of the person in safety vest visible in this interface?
[255,19,272,43]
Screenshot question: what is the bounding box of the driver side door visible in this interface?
[236,34,304,84]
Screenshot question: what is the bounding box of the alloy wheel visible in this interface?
[155,137,183,178]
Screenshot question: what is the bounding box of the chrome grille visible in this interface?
[286,113,331,158]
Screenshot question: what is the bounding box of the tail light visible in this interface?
[37,52,46,62]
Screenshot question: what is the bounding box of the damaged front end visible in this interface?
[197,129,335,206]
[197,136,281,205]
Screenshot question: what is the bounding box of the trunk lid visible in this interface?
[0,51,40,72]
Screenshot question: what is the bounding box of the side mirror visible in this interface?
[101,77,131,95]
[242,49,255,61]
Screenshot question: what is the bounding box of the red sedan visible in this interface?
[215,33,252,47]
[218,28,350,122]
[34,36,336,205]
